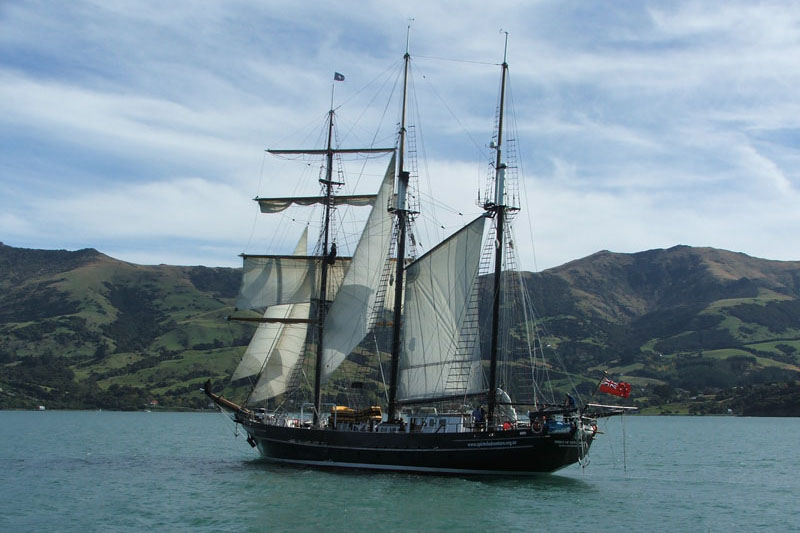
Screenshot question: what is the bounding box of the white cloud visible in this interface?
[0,213,32,237]
[1,0,800,272]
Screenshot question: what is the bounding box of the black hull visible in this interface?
[241,420,593,475]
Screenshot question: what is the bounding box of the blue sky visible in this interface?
[2,0,799,271]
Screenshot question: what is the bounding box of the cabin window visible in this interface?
[438,419,446,428]
[428,418,435,427]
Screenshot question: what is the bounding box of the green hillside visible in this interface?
[518,246,800,413]
[0,243,250,409]
[1,242,798,413]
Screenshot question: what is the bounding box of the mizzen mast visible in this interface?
[486,32,510,423]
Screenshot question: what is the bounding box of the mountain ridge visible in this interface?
[1,242,798,413]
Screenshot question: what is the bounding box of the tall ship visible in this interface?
[206,36,630,475]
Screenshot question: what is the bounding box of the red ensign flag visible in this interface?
[599,377,632,398]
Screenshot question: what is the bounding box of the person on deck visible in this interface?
[472,405,485,431]
[564,394,576,410]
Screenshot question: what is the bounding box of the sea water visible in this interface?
[0,411,797,532]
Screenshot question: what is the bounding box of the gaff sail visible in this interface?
[397,215,487,403]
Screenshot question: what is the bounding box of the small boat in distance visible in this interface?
[206,33,632,475]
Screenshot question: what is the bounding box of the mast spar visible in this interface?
[254,79,393,426]
[311,106,336,427]
[487,32,510,423]
[387,23,413,422]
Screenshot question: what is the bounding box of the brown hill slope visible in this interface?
[549,245,800,321]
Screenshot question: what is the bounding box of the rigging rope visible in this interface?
[415,54,500,66]
[623,411,628,473]
[214,405,240,438]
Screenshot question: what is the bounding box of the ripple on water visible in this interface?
[1,413,799,532]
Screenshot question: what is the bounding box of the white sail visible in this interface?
[397,216,487,402]
[321,155,396,381]
[232,229,308,382]
[247,302,311,403]
[257,194,377,214]
[232,305,296,382]
[236,256,349,311]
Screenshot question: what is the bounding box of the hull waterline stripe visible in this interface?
[256,456,573,475]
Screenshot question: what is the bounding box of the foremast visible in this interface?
[313,107,336,428]
[486,33,511,423]
[260,83,393,427]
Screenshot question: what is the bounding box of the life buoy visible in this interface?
[531,420,543,434]
[502,421,512,431]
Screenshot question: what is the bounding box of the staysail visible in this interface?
[397,215,487,402]
[320,155,396,381]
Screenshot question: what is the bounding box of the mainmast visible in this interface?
[387,26,413,421]
[486,33,509,423]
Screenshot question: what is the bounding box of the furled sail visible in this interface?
[236,255,349,312]
[320,155,396,382]
[257,195,377,214]
[397,215,487,402]
[232,229,308,382]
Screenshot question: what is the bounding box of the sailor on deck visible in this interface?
[472,405,486,431]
